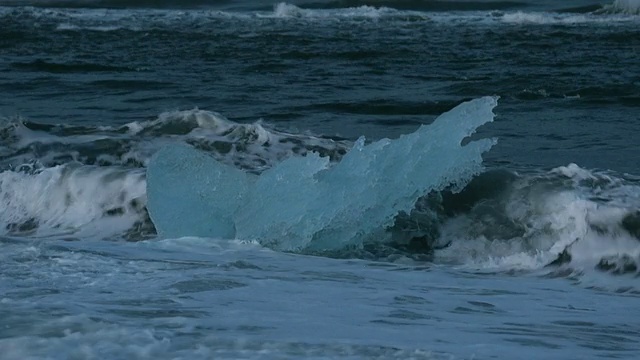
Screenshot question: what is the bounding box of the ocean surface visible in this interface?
[1,0,640,358]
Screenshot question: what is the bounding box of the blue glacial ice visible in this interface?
[146,144,253,239]
[146,96,498,250]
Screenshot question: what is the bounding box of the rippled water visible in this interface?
[3,237,639,359]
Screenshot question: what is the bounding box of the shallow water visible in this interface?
[2,237,639,359]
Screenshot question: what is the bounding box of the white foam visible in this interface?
[0,165,146,238]
[272,2,307,18]
[437,190,590,270]
[0,315,172,360]
[268,2,424,20]
[1,109,350,172]
[12,123,110,149]
[500,11,635,25]
[435,164,640,274]
[126,108,261,139]
[604,0,640,14]
[131,109,349,172]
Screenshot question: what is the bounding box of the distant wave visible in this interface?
[600,0,640,14]
[0,0,236,9]
[2,0,639,17]
[2,0,639,18]
[294,0,524,12]
[1,3,638,35]
[267,2,427,19]
[0,0,526,11]
[498,11,634,25]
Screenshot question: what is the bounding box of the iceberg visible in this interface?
[146,96,498,250]
[146,144,253,239]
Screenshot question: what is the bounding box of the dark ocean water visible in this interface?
[1,1,640,359]
[1,0,639,173]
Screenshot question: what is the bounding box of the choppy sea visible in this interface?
[1,0,640,359]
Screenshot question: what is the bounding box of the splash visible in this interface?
[146,97,498,251]
[602,0,640,14]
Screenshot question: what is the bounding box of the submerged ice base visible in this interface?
[147,97,498,250]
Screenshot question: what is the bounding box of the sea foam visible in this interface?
[605,0,640,14]
[434,163,640,275]
[0,165,147,238]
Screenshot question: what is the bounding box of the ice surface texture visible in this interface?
[147,144,252,239]
[147,97,498,250]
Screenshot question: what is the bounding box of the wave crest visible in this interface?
[601,0,640,14]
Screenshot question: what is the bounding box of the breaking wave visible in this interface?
[1,97,639,280]
[0,165,148,240]
[0,107,349,240]
[600,0,640,15]
[431,165,640,277]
